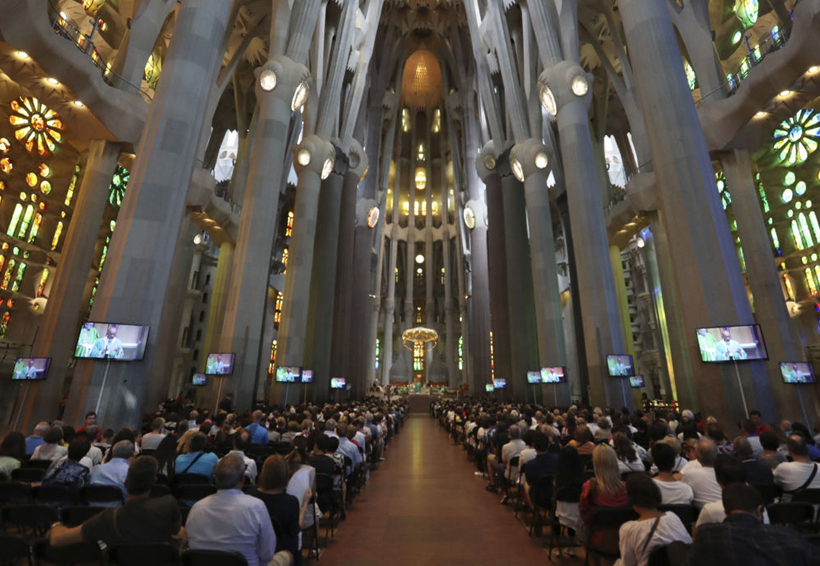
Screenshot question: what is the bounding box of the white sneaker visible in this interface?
[474,471,485,478]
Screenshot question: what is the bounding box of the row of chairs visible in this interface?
[0,484,125,508]
[1,536,252,566]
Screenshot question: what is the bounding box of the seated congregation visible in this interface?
[0,397,406,565]
[435,401,820,566]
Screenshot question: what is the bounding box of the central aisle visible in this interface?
[318,415,555,565]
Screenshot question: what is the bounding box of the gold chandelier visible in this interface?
[402,327,438,350]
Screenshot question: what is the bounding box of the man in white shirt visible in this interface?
[222,428,257,484]
[186,454,291,566]
[651,443,694,505]
[682,439,722,507]
[695,454,749,529]
[141,418,166,451]
[501,425,526,481]
[773,434,820,500]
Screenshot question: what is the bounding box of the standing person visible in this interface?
[90,325,124,359]
[713,327,747,360]
[75,322,100,357]
[76,412,102,442]
[615,475,691,566]
[186,454,292,566]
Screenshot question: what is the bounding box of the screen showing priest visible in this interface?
[12,357,51,380]
[206,353,235,375]
[74,323,149,361]
[780,362,816,384]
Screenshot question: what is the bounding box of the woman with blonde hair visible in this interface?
[578,444,629,545]
[176,428,197,454]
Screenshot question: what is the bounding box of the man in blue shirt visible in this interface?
[186,454,291,566]
[246,411,270,445]
[25,422,49,455]
[335,423,362,474]
[175,433,219,479]
[89,440,133,502]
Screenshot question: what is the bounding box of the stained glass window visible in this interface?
[281,247,288,270]
[274,291,283,328]
[783,189,794,203]
[0,138,9,154]
[796,181,807,196]
[785,172,796,185]
[402,108,410,132]
[432,108,441,133]
[268,339,278,374]
[1,259,16,290]
[784,274,795,300]
[8,97,62,156]
[64,174,77,206]
[458,335,463,371]
[413,342,424,371]
[810,212,820,243]
[799,213,814,247]
[735,0,759,28]
[715,172,731,209]
[792,220,804,250]
[27,213,41,243]
[418,143,425,161]
[37,269,48,297]
[6,204,22,236]
[109,166,129,208]
[0,157,11,173]
[489,331,495,378]
[684,60,696,90]
[375,338,380,370]
[16,204,33,240]
[0,312,10,338]
[285,211,294,237]
[807,268,818,296]
[51,221,63,251]
[771,227,781,254]
[737,247,746,272]
[773,109,820,165]
[758,183,769,213]
[11,263,25,292]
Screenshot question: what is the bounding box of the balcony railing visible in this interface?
[625,161,654,185]
[46,2,153,102]
[696,24,792,107]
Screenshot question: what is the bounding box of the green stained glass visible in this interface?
[1,259,15,290]
[108,165,130,208]
[799,213,814,247]
[793,219,804,250]
[11,262,25,292]
[26,213,41,244]
[771,227,780,250]
[6,204,22,236]
[783,189,794,203]
[16,205,33,240]
[759,184,769,213]
[796,181,807,196]
[773,109,820,165]
[806,268,818,295]
[684,61,696,90]
[785,172,796,185]
[810,211,820,242]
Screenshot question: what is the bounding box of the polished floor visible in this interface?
[317,414,567,566]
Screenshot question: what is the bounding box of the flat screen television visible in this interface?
[527,371,542,384]
[607,355,635,377]
[74,323,149,361]
[330,377,346,389]
[205,353,235,375]
[629,375,645,388]
[493,378,507,389]
[696,325,768,362]
[12,357,51,380]
[779,362,816,384]
[541,366,567,384]
[485,384,494,392]
[275,366,301,383]
[191,373,207,386]
[301,370,314,383]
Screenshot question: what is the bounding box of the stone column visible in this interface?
[477,145,511,390]
[509,138,570,404]
[219,56,311,411]
[498,152,540,401]
[65,0,234,431]
[273,135,335,402]
[538,63,629,409]
[721,149,808,423]
[404,120,417,381]
[13,141,120,431]
[619,0,777,423]
[202,241,234,408]
[304,146,347,400]
[382,132,403,385]
[441,154,457,388]
[425,136,435,383]
[610,245,636,358]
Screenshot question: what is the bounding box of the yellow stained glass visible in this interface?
[8,97,62,156]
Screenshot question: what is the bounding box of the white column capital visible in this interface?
[509,138,550,182]
[476,141,500,181]
[347,138,369,181]
[293,135,335,179]
[538,61,593,115]
[255,56,311,110]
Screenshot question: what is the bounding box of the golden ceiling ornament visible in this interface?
[402,327,439,350]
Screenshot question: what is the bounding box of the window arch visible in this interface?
[16,204,33,240]
[458,335,463,371]
[806,268,818,296]
[799,213,814,248]
[7,203,22,236]
[792,219,804,250]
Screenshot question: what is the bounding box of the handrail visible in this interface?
[696,23,792,107]
[625,161,654,185]
[45,3,154,103]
